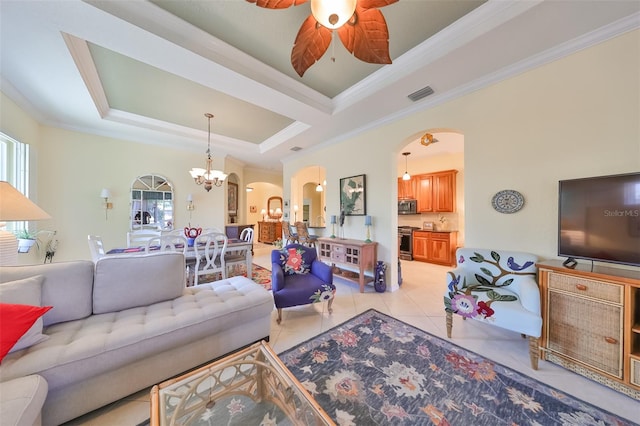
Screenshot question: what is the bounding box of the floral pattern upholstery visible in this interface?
[443,248,542,369]
[278,246,312,276]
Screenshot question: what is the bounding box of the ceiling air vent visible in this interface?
[290,146,302,152]
[407,86,434,102]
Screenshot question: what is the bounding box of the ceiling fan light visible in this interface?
[311,0,356,30]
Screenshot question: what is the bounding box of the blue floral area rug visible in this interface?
[279,309,636,426]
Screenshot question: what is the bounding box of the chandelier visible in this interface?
[189,113,227,192]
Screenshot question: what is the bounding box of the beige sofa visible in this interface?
[0,252,273,425]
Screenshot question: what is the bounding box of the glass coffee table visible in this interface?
[150,340,334,425]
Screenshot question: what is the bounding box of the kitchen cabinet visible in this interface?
[412,231,457,266]
[258,221,282,244]
[397,177,416,199]
[415,170,457,212]
[537,261,640,399]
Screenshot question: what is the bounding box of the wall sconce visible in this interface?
[246,187,254,192]
[186,194,195,211]
[186,193,194,222]
[294,204,299,222]
[364,215,372,243]
[100,188,112,220]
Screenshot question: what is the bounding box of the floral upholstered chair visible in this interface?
[271,243,335,324]
[444,248,542,369]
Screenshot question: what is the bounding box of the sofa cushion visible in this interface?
[0,304,52,362]
[278,246,312,276]
[0,262,94,326]
[0,276,50,354]
[0,374,48,426]
[93,252,186,314]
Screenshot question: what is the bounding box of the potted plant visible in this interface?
[273,238,284,249]
[16,229,37,253]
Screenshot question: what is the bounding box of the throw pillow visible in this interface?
[278,247,312,276]
[93,252,185,314]
[0,275,50,353]
[0,303,52,362]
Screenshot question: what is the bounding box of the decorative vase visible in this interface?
[17,238,36,253]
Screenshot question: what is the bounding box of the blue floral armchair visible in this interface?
[444,248,542,369]
[271,244,335,324]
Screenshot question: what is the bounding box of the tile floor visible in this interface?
[64,243,639,425]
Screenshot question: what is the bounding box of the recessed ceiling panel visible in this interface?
[88,43,294,143]
[151,0,486,98]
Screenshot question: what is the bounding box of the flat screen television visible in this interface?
[558,172,640,267]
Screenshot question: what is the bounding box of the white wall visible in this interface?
[284,30,640,288]
[3,30,638,271]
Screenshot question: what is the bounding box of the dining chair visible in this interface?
[127,229,162,248]
[87,235,105,263]
[294,222,318,247]
[145,235,188,255]
[282,223,299,245]
[193,232,228,285]
[225,227,253,277]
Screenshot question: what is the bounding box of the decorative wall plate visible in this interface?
[491,190,525,214]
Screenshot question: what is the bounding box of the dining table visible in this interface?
[106,239,253,278]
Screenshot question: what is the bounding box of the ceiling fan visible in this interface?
[247,0,398,77]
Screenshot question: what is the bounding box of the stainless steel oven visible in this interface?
[398,226,419,260]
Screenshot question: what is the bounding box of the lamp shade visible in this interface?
[0,181,51,267]
[330,215,336,224]
[100,188,111,199]
[311,0,356,29]
[364,215,372,226]
[0,182,51,221]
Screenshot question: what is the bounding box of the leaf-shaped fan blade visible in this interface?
[358,0,398,10]
[247,0,307,9]
[338,7,392,64]
[291,15,332,76]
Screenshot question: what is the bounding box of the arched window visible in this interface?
[130,174,174,230]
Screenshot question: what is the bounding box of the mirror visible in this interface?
[267,196,283,220]
[130,174,174,230]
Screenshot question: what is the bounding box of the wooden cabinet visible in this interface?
[258,221,282,244]
[318,238,378,293]
[416,175,433,212]
[397,177,416,199]
[415,170,457,212]
[538,261,640,399]
[412,231,457,266]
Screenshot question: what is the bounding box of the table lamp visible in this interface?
[0,181,51,266]
[364,215,372,243]
[330,215,336,238]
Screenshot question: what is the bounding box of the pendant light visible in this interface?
[316,166,324,192]
[402,152,411,181]
[189,113,227,192]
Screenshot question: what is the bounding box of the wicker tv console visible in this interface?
[537,261,640,400]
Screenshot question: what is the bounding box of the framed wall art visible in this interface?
[339,174,366,216]
[228,182,238,215]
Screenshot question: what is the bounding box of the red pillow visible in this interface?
[0,303,52,363]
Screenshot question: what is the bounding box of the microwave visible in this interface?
[398,199,418,215]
